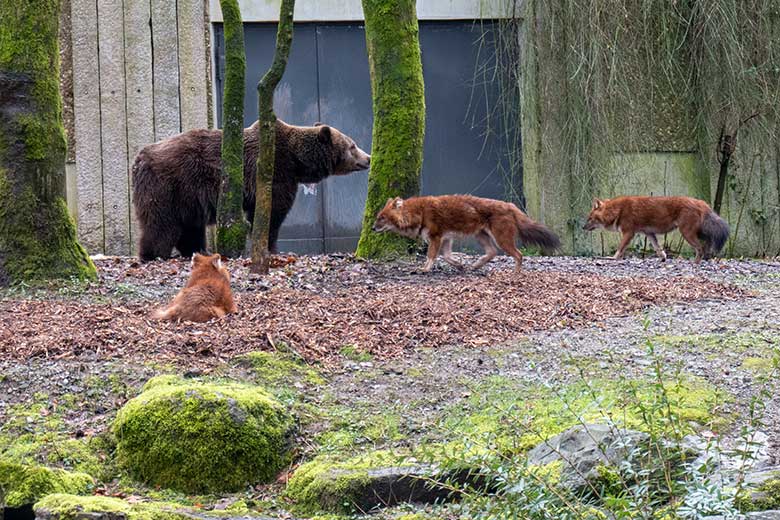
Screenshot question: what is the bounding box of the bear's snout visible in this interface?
[357,154,371,170]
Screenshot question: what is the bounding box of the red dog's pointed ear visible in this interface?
[211,255,223,269]
[592,198,603,209]
[393,198,404,209]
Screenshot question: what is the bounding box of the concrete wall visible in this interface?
[69,0,210,255]
[208,0,519,22]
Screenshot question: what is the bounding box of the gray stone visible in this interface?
[703,512,780,520]
[526,423,650,492]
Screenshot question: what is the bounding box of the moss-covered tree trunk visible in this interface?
[355,0,425,258]
[0,0,96,285]
[216,0,247,256]
[249,0,294,274]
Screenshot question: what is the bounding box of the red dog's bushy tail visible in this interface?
[512,206,561,253]
[698,211,729,256]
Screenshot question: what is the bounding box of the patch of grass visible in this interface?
[654,331,779,354]
[0,394,107,478]
[340,344,374,363]
[442,373,729,455]
[237,350,324,388]
[736,475,780,512]
[741,356,776,375]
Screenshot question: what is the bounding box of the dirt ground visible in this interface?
[1,253,779,515]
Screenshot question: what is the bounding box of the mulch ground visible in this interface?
[0,255,743,367]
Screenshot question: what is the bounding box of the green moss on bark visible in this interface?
[0,460,93,508]
[216,0,247,257]
[250,0,295,273]
[0,171,96,285]
[111,376,295,494]
[355,0,425,259]
[0,0,97,285]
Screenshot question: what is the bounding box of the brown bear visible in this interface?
[131,119,370,262]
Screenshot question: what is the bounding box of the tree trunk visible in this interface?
[250,0,295,274]
[0,0,96,286]
[216,0,247,257]
[355,0,425,259]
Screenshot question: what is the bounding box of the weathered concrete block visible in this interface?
[151,0,181,139]
[123,0,155,254]
[177,0,209,131]
[97,0,130,255]
[71,0,104,253]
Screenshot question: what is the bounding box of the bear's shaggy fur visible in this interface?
[132,119,370,261]
[153,253,237,322]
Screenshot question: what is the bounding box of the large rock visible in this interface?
[111,376,294,494]
[704,512,780,520]
[526,423,650,493]
[286,453,492,514]
[737,468,780,513]
[0,460,93,509]
[33,494,283,520]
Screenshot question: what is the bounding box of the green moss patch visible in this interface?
[0,394,107,478]
[237,350,324,389]
[444,375,728,455]
[0,173,97,285]
[0,460,93,508]
[653,332,779,354]
[111,376,295,494]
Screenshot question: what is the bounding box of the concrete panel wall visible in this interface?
[70,0,211,255]
[209,0,521,22]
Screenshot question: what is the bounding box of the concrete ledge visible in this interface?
[209,0,522,22]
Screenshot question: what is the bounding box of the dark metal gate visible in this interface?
[214,21,519,253]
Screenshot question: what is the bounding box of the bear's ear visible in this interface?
[314,122,324,127]
[317,125,332,144]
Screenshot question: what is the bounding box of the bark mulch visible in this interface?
[0,256,743,367]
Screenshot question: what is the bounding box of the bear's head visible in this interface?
[314,123,371,175]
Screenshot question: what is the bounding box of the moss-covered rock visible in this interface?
[737,475,780,512]
[287,457,374,514]
[0,460,93,508]
[285,449,488,515]
[111,376,294,494]
[33,494,260,520]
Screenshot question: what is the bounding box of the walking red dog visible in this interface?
[372,195,560,272]
[582,196,729,262]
